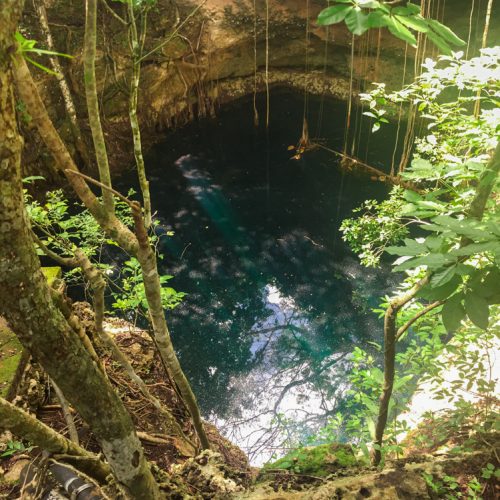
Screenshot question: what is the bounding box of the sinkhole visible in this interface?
[116,88,401,464]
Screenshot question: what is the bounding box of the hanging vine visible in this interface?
[253,0,259,126]
[265,0,270,128]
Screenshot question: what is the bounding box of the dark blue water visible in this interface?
[118,89,399,463]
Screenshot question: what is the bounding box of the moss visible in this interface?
[262,443,358,477]
[41,266,62,287]
[0,326,23,398]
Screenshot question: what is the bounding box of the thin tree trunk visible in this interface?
[74,250,196,452]
[33,236,196,452]
[132,204,211,449]
[128,3,152,227]
[34,0,90,168]
[83,0,114,213]
[14,54,210,451]
[1,13,160,495]
[0,397,110,483]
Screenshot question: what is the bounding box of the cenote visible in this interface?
[116,89,401,464]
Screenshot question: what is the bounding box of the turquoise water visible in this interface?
[119,89,399,463]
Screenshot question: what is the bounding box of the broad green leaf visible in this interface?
[317,4,353,25]
[393,253,451,271]
[433,216,491,241]
[403,190,423,203]
[465,293,490,329]
[393,3,421,15]
[425,30,452,55]
[395,14,429,33]
[367,10,390,28]
[386,239,426,256]
[418,275,461,301]
[430,264,457,288]
[441,294,465,332]
[386,16,417,46]
[428,19,466,47]
[345,8,370,35]
[450,241,500,257]
[367,419,376,440]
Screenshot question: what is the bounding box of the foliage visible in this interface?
[25,188,185,320]
[111,257,186,320]
[316,0,465,54]
[15,31,72,75]
[340,187,410,267]
[0,440,33,458]
[343,48,500,332]
[26,189,133,261]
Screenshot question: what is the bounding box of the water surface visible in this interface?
[119,90,399,463]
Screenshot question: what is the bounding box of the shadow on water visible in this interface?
[116,89,400,464]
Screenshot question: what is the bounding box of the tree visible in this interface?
[12,0,209,450]
[0,1,161,496]
[340,48,500,464]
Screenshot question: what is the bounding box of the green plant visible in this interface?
[111,257,186,322]
[15,31,72,74]
[317,0,465,54]
[0,440,33,458]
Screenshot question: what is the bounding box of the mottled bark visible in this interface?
[0,397,110,483]
[15,53,210,450]
[132,204,210,450]
[83,0,114,213]
[128,3,152,227]
[0,10,160,496]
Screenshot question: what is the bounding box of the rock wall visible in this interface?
[18,0,498,178]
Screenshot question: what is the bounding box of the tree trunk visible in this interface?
[0,397,109,483]
[0,7,160,496]
[14,55,210,450]
[83,0,114,213]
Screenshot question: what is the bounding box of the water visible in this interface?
[117,89,400,464]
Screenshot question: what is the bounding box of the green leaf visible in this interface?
[393,3,421,15]
[428,19,466,46]
[393,253,451,271]
[425,30,452,55]
[441,294,465,332]
[418,275,461,301]
[403,190,423,203]
[386,16,417,46]
[366,10,390,28]
[433,216,491,241]
[465,293,490,330]
[450,241,500,257]
[430,265,457,288]
[317,4,353,26]
[395,14,429,33]
[345,8,370,35]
